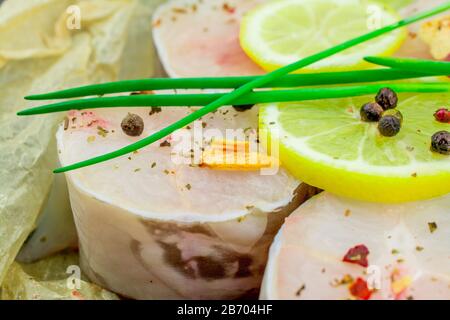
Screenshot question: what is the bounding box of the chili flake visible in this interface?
[71,290,84,300]
[223,3,236,14]
[342,244,370,267]
[349,278,373,300]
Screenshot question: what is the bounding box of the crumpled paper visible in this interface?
[0,0,165,299]
[1,252,119,300]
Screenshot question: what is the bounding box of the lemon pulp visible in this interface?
[240,0,407,72]
[260,93,450,203]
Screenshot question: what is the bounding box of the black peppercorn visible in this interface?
[383,109,403,124]
[121,113,144,137]
[233,104,254,112]
[360,102,383,122]
[375,87,398,110]
[431,131,450,155]
[378,115,401,137]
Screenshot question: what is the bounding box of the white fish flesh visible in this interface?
[261,192,450,300]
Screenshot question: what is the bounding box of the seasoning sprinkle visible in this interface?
[331,274,354,287]
[428,222,438,233]
[63,117,69,130]
[349,278,373,300]
[223,3,236,14]
[295,284,306,297]
[391,275,412,296]
[342,244,370,267]
[160,140,171,147]
[97,126,109,138]
[172,7,187,14]
[149,107,162,116]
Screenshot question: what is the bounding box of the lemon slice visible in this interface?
[260,93,450,203]
[240,0,407,72]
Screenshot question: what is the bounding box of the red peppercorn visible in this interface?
[434,108,450,123]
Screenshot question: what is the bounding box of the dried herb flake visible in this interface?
[428,222,438,233]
